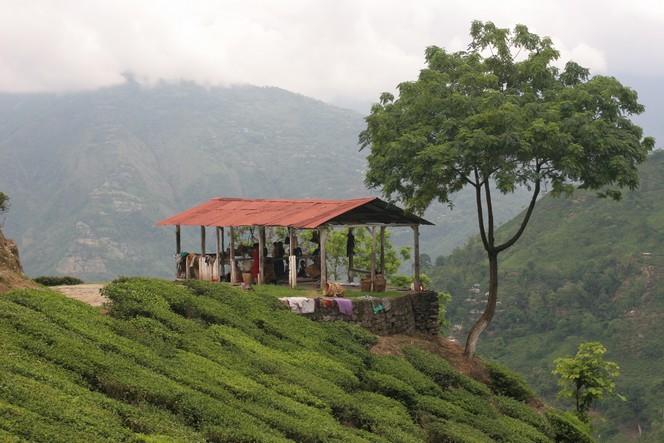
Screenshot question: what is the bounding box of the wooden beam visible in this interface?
[175,225,181,254]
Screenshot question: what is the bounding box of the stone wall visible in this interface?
[303,291,440,336]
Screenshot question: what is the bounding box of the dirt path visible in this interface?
[53,283,108,307]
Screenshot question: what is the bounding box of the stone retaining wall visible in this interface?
[303,291,439,336]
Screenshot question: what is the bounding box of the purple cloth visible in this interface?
[335,298,353,316]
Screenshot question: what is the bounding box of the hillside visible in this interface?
[0,277,593,442]
[430,151,664,441]
[0,81,531,282]
[0,82,370,281]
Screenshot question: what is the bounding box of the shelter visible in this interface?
[155,197,433,290]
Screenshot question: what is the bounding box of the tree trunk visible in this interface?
[464,250,499,359]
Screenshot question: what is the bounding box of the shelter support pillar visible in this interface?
[215,227,221,282]
[229,227,237,285]
[347,228,354,283]
[175,225,181,254]
[412,224,421,291]
[200,226,206,280]
[258,226,266,285]
[380,226,385,276]
[319,227,327,290]
[289,227,297,289]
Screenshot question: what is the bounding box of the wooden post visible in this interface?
[380,226,386,276]
[347,227,354,283]
[229,226,237,285]
[370,226,376,291]
[289,227,297,289]
[175,225,181,279]
[220,227,226,282]
[200,226,206,280]
[319,227,327,290]
[175,225,181,254]
[413,224,421,291]
[215,226,221,282]
[258,226,265,285]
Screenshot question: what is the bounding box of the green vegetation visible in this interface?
[34,276,85,286]
[430,151,664,441]
[0,277,590,441]
[553,342,624,423]
[360,20,653,358]
[0,191,8,214]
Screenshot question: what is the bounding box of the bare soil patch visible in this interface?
[370,333,490,383]
[53,283,109,307]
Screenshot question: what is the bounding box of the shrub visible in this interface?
[483,360,536,402]
[545,409,595,443]
[34,276,84,286]
[425,419,494,443]
[493,395,553,437]
[402,347,491,396]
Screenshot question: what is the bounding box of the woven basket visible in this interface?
[323,281,345,297]
[373,275,386,292]
[360,277,372,292]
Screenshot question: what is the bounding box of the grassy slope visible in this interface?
[0,277,590,442]
[430,151,664,441]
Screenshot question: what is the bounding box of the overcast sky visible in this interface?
[2,0,663,106]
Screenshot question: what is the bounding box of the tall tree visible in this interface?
[359,21,654,358]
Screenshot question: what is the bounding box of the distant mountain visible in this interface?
[430,151,664,442]
[0,82,372,280]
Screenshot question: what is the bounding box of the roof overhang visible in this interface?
[155,197,433,229]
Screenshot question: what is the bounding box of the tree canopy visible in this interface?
[553,342,624,423]
[360,20,654,358]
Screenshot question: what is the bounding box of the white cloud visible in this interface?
[1,0,663,102]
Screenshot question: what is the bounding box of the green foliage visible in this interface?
[483,360,536,402]
[325,227,410,280]
[360,20,653,358]
[0,191,9,214]
[553,342,624,423]
[545,410,595,443]
[0,278,588,441]
[33,276,84,286]
[402,347,491,396]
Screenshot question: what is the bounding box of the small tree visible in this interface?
[324,228,410,281]
[553,342,625,423]
[360,20,654,358]
[0,191,9,214]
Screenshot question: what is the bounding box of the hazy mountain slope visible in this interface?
[430,151,664,441]
[0,82,370,280]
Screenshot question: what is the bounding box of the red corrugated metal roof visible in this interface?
[156,197,374,229]
[155,197,433,228]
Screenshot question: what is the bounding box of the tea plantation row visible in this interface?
[0,277,592,442]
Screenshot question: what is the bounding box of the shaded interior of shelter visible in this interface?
[159,197,433,292]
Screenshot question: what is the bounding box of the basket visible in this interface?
[242,272,254,284]
[323,281,345,297]
[373,275,386,292]
[360,277,372,292]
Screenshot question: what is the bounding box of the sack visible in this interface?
[305,263,321,278]
[323,281,345,297]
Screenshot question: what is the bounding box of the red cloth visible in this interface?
[252,249,259,278]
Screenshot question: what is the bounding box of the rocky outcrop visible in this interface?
[0,227,37,294]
